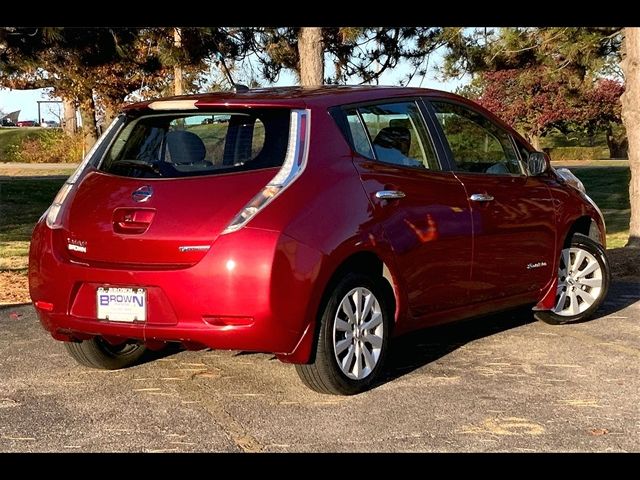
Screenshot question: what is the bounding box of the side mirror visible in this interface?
[527,152,548,176]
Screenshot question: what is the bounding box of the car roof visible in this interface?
[123,85,460,111]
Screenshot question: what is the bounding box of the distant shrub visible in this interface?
[545,146,610,162]
[6,130,83,163]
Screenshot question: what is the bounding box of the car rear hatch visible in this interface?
[51,106,309,269]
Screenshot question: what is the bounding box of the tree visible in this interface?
[469,69,625,155]
[441,27,622,81]
[0,27,252,148]
[473,67,582,150]
[621,28,640,247]
[577,79,626,158]
[0,28,159,149]
[250,27,445,86]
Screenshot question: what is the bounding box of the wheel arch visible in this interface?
[318,251,399,323]
[536,214,605,311]
[534,232,611,323]
[277,246,405,364]
[562,215,604,248]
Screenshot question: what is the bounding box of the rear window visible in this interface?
[99,109,290,178]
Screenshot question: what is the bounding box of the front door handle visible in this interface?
[469,193,494,202]
[375,190,406,200]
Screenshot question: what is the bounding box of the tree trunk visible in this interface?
[621,28,640,247]
[528,133,542,151]
[78,90,98,154]
[62,99,77,136]
[174,27,183,96]
[605,123,628,159]
[103,101,119,127]
[298,27,324,86]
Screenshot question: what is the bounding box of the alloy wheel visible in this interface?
[553,247,603,316]
[332,287,384,380]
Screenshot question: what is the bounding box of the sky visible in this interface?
[0,88,62,122]
[0,48,466,122]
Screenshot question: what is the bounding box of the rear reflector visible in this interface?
[203,316,254,327]
[35,301,54,311]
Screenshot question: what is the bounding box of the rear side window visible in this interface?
[100,110,289,178]
[344,102,439,171]
[344,110,375,159]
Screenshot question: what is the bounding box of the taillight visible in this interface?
[221,109,310,235]
[44,117,122,229]
[45,182,74,228]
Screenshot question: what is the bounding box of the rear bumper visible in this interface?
[29,221,324,357]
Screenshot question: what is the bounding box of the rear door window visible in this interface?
[100,110,289,178]
[344,101,440,171]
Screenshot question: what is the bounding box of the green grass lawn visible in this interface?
[0,127,48,162]
[568,166,631,249]
[0,177,66,272]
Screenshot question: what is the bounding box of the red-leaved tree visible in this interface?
[475,67,624,156]
[578,79,626,158]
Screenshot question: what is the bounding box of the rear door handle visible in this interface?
[375,190,406,200]
[469,193,494,202]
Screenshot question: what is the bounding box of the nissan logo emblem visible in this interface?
[132,185,153,203]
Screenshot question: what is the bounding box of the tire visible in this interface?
[64,337,147,370]
[535,233,611,325]
[295,272,392,395]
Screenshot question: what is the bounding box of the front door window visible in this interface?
[431,101,522,175]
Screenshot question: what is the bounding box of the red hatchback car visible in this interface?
[29,86,611,394]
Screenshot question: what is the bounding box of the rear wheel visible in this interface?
[295,272,391,395]
[64,337,147,370]
[535,234,610,325]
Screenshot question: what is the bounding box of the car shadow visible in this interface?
[129,280,639,383]
[593,280,640,317]
[137,342,185,366]
[377,278,640,387]
[379,306,535,385]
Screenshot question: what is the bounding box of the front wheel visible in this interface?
[295,272,392,395]
[64,337,147,370]
[535,234,611,325]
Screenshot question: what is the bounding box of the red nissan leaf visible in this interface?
[29,86,611,395]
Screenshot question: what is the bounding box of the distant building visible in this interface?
[1,110,20,126]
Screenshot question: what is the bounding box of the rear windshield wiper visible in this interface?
[112,160,164,177]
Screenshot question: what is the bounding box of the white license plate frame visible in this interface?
[96,287,147,323]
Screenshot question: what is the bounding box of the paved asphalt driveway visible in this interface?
[1,280,638,452]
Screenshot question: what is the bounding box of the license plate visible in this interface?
[96,287,146,322]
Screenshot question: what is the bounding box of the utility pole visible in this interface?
[174,27,183,96]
